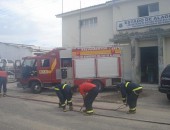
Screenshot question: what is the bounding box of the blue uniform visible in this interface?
[119,82,142,113]
[54,83,73,111]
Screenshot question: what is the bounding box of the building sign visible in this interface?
[72,47,121,58]
[116,13,170,31]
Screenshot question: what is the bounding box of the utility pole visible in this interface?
[62,0,63,14]
[79,0,82,46]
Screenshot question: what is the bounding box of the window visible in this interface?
[61,58,72,67]
[138,2,159,17]
[41,59,50,67]
[23,59,36,67]
[138,5,149,17]
[149,3,159,12]
[80,17,97,28]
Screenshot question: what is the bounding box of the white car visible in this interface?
[7,71,16,83]
[0,59,14,71]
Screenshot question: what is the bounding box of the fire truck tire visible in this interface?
[31,82,42,94]
[92,80,104,92]
[167,94,170,101]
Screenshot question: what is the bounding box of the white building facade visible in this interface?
[57,2,114,47]
[0,42,49,61]
[56,0,170,85]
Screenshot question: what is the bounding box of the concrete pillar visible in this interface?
[158,36,164,84]
[130,38,140,83]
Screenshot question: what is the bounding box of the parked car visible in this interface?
[159,64,170,100]
[0,59,14,71]
[7,71,16,83]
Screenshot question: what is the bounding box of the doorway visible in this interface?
[140,47,158,84]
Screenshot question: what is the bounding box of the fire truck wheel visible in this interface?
[31,82,42,94]
[92,80,104,92]
[167,94,170,101]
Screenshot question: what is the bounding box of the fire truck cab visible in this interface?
[17,48,61,93]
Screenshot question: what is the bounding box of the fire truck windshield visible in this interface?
[22,59,37,78]
[23,59,36,67]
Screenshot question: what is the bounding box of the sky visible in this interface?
[0,0,109,49]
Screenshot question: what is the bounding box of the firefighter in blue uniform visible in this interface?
[118,81,143,114]
[54,83,73,112]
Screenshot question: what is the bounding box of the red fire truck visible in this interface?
[16,46,121,93]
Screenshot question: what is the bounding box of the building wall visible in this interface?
[112,0,170,83]
[60,0,170,84]
[0,43,33,61]
[138,40,158,47]
[121,44,132,81]
[112,0,170,34]
[62,6,113,47]
[164,38,170,66]
[62,14,79,47]
[122,40,159,82]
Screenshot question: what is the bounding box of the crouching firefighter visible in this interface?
[118,81,143,114]
[54,83,73,112]
[78,81,99,115]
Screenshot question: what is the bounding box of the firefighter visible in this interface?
[54,83,73,112]
[117,81,143,114]
[0,67,8,97]
[78,81,99,115]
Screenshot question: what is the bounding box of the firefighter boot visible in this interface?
[63,106,67,112]
[69,105,73,111]
[58,103,62,108]
[126,110,136,114]
[84,109,94,116]
[68,102,73,111]
[3,93,7,97]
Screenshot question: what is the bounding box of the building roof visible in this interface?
[56,0,135,18]
[0,42,50,55]
[56,1,113,18]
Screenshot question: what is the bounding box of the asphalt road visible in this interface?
[0,82,170,130]
[0,97,170,130]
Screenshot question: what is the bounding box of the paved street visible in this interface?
[0,82,170,130]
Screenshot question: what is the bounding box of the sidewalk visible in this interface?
[141,83,159,90]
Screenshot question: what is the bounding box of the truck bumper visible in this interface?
[158,86,170,94]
